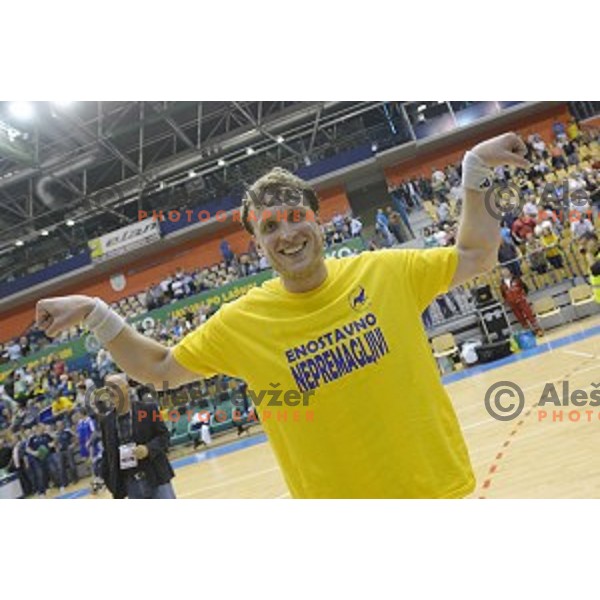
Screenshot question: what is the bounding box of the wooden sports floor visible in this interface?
[61,314,600,500]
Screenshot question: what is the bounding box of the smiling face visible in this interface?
[242,167,327,293]
[253,204,326,291]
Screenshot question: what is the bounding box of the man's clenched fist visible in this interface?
[36,295,96,338]
[471,132,530,169]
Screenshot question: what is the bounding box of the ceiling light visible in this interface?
[371,142,378,152]
[246,148,255,156]
[217,159,226,167]
[15,240,24,247]
[276,135,285,143]
[417,104,427,113]
[66,219,75,227]
[9,101,35,120]
[188,170,196,178]
[40,229,49,236]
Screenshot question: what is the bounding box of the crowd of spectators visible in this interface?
[0,353,103,496]
[2,120,598,371]
[1,213,362,364]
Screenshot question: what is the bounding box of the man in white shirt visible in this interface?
[437,200,451,224]
[571,217,594,240]
[6,340,21,362]
[523,198,539,218]
[350,217,363,237]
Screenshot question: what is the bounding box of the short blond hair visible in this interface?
[240,167,319,234]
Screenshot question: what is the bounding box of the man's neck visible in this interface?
[281,262,328,294]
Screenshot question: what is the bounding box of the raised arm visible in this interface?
[451,133,530,287]
[35,295,197,389]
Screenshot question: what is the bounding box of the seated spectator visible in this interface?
[539,222,565,273]
[511,212,537,245]
[431,166,446,192]
[571,215,595,241]
[51,355,66,378]
[51,390,74,417]
[525,232,549,277]
[436,198,451,225]
[522,196,539,219]
[6,339,21,362]
[550,144,568,170]
[19,336,31,358]
[530,134,547,157]
[21,399,39,430]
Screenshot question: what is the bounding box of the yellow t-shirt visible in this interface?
[173,247,475,498]
[52,396,74,415]
[540,232,560,257]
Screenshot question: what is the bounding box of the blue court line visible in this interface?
[56,433,269,499]
[56,323,600,499]
[442,323,600,385]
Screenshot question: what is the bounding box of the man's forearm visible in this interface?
[456,187,501,269]
[103,325,171,388]
[454,133,529,276]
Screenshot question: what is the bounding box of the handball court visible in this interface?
[57,314,600,500]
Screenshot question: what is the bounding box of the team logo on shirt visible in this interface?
[348,285,371,312]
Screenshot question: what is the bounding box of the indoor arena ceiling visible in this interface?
[0,101,399,279]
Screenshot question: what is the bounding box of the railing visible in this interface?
[425,234,592,330]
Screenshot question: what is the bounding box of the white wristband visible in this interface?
[83,297,126,344]
[462,150,494,191]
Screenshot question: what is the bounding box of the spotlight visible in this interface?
[417,104,427,113]
[188,170,197,178]
[246,148,255,156]
[276,135,285,143]
[371,142,378,152]
[9,101,35,120]
[15,240,24,247]
[40,229,49,237]
[66,219,75,227]
[217,159,226,167]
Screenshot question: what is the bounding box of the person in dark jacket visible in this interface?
[98,373,175,499]
[498,239,522,278]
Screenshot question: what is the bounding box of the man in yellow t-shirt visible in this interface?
[51,394,74,416]
[35,133,530,498]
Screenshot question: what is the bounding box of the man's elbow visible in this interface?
[459,247,498,278]
[478,251,498,274]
